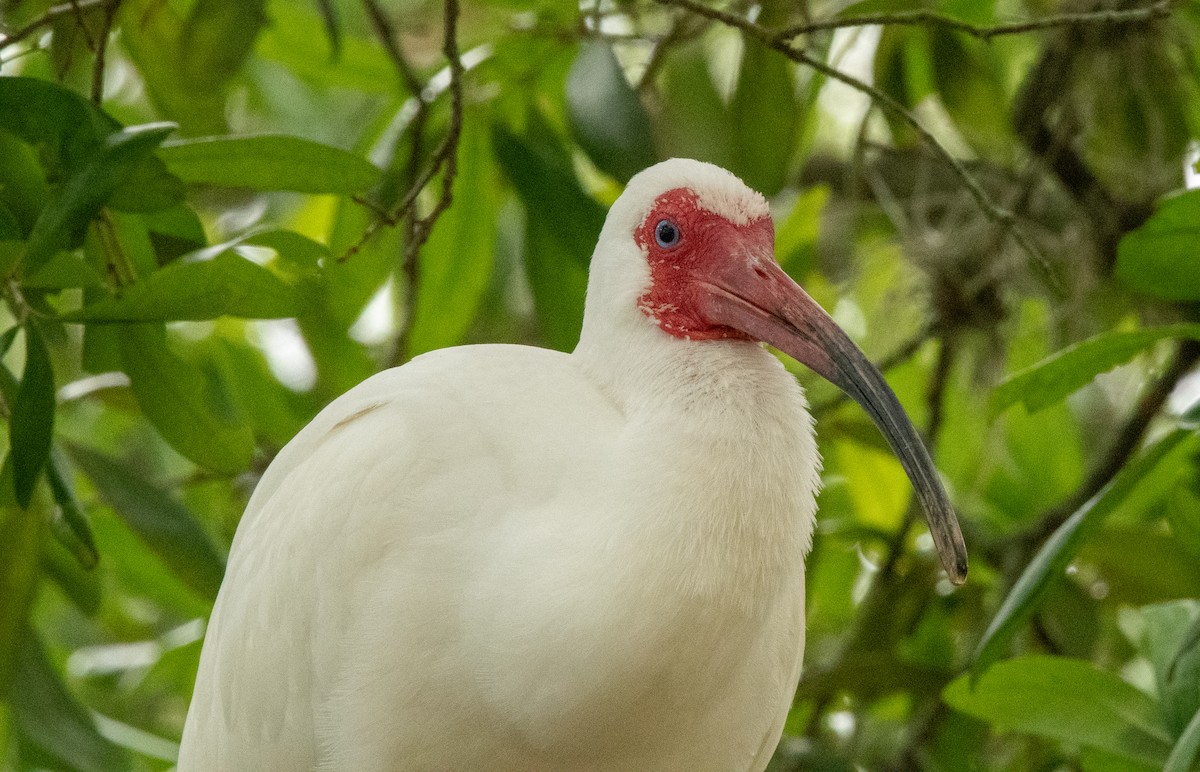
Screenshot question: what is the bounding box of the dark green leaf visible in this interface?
[67,443,225,599]
[1117,190,1200,300]
[0,458,43,697]
[118,323,255,473]
[64,246,303,322]
[944,656,1172,766]
[180,0,268,87]
[1165,708,1200,772]
[46,448,99,569]
[10,632,131,772]
[524,213,589,352]
[565,42,657,183]
[408,116,499,357]
[653,40,735,169]
[971,427,1195,678]
[159,135,380,194]
[22,122,177,274]
[10,323,55,509]
[731,31,800,196]
[492,118,606,267]
[993,323,1200,415]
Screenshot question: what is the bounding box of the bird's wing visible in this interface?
[178,344,609,771]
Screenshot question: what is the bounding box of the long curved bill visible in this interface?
[698,252,968,584]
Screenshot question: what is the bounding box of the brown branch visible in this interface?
[0,0,109,49]
[776,1,1170,42]
[361,0,424,98]
[89,0,121,103]
[343,0,464,264]
[654,0,1060,290]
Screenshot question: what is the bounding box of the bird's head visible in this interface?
[584,158,967,584]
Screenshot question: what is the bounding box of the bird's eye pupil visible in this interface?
[655,220,680,248]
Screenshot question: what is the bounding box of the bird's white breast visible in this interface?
[181,340,819,771]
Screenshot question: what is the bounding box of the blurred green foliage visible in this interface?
[1,0,1199,769]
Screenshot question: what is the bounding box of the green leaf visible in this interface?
[10,323,55,509]
[159,135,380,194]
[408,116,499,357]
[22,123,177,275]
[565,42,657,183]
[24,252,106,289]
[492,118,606,267]
[654,40,735,169]
[45,448,99,570]
[730,16,800,196]
[1117,190,1200,300]
[64,246,303,323]
[0,459,44,697]
[180,0,268,87]
[10,632,131,772]
[492,119,601,349]
[1166,707,1200,772]
[944,656,1173,766]
[118,0,229,136]
[67,444,225,599]
[118,323,255,473]
[993,323,1200,415]
[972,427,1195,678]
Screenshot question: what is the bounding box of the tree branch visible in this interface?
[653,0,1059,290]
[776,1,1170,42]
[0,0,110,50]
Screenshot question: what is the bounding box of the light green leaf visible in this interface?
[159,135,380,194]
[1117,190,1200,300]
[10,323,55,509]
[971,427,1195,678]
[11,632,131,772]
[24,252,105,289]
[64,248,302,323]
[68,443,225,599]
[944,656,1173,766]
[118,0,229,136]
[566,42,657,183]
[993,323,1200,415]
[118,323,255,473]
[408,117,499,357]
[654,41,735,169]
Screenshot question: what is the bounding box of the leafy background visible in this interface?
[1,0,1199,769]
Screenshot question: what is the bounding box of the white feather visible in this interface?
[178,159,820,771]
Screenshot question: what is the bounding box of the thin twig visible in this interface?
[655,0,1061,288]
[89,0,122,104]
[0,0,109,49]
[361,0,424,98]
[776,1,1170,42]
[343,0,464,264]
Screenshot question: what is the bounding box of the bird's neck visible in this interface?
[574,318,821,613]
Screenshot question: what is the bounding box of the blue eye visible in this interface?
[654,219,681,249]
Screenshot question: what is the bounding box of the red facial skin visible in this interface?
[630,187,969,584]
[635,189,773,342]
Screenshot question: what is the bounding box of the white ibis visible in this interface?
[177,158,966,771]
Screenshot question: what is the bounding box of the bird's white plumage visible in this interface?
[179,159,821,771]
